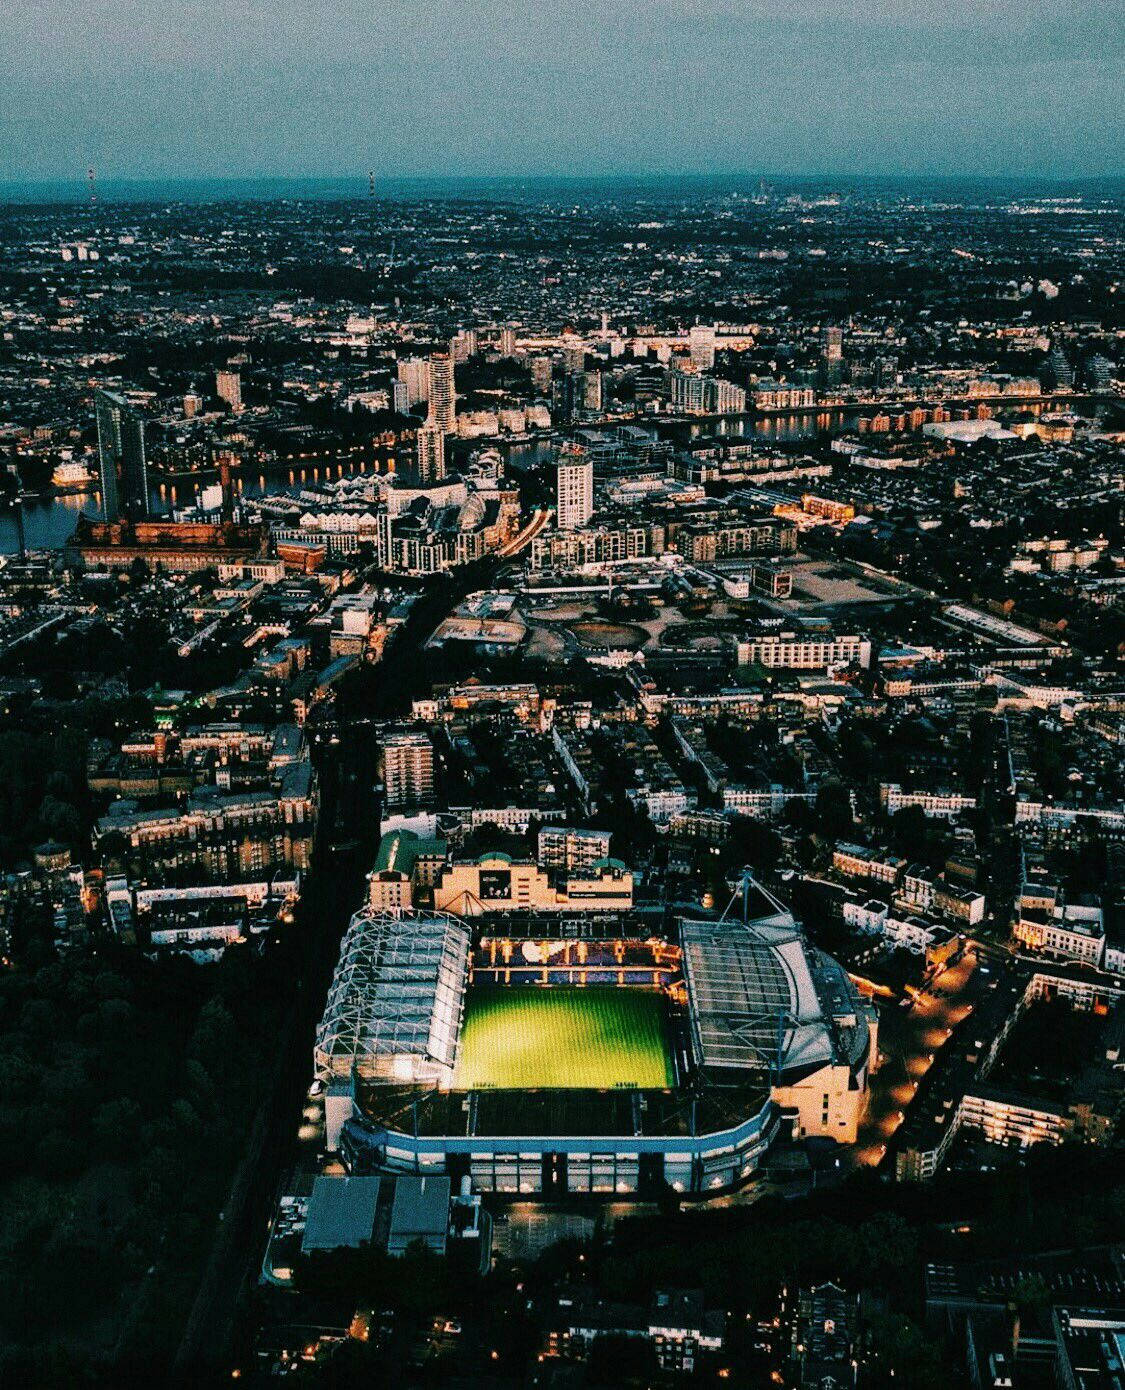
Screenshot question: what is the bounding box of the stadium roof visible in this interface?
[680,914,869,1083]
[314,909,471,1082]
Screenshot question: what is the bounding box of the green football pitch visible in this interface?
[454,987,674,1090]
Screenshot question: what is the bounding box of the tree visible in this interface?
[865,1311,949,1390]
[1011,1273,1051,1313]
[92,1097,144,1159]
[814,780,854,838]
[586,1334,660,1387]
[727,817,782,875]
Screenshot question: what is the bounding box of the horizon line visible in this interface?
[3,167,1124,197]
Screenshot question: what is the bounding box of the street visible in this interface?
[851,949,981,1169]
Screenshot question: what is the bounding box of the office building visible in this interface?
[95,389,149,522]
[556,449,594,531]
[427,352,456,433]
[735,632,872,670]
[432,853,633,915]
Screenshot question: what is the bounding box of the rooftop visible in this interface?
[301,1176,381,1255]
[680,912,872,1082]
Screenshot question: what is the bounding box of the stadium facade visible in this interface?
[314,894,877,1198]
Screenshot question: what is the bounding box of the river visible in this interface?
[0,457,393,555]
[0,411,848,555]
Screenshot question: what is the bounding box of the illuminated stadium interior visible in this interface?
[453,986,675,1091]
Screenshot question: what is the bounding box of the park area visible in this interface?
[454,986,674,1090]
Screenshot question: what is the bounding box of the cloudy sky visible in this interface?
[2,0,1122,183]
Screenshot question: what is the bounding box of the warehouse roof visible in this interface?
[301,1176,381,1254]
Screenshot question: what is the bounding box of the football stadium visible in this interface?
[315,889,877,1198]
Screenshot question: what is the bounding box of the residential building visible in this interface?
[382,730,435,811]
[415,423,446,483]
[556,449,594,531]
[427,352,456,433]
[538,826,613,872]
[215,368,242,412]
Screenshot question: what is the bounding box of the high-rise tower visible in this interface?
[216,368,243,413]
[820,326,844,387]
[556,447,593,531]
[95,390,148,522]
[381,731,435,810]
[416,424,446,484]
[427,353,456,433]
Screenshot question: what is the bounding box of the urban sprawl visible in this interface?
[0,178,1123,1387]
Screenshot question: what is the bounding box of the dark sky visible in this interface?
[2,0,1122,183]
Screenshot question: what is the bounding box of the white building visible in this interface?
[722,786,813,820]
[538,826,612,871]
[736,632,872,671]
[843,899,890,934]
[556,451,594,531]
[688,323,716,371]
[1013,887,1105,966]
[708,378,747,413]
[627,786,695,824]
[879,784,977,820]
[382,731,435,811]
[396,356,431,408]
[832,843,904,886]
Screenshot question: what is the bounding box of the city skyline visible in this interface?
[0,19,1122,1382]
[2,0,1123,185]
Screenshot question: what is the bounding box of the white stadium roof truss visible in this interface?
[315,909,471,1082]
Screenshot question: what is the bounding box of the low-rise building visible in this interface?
[547,1288,726,1375]
[537,826,613,871]
[433,852,633,916]
[1012,886,1105,966]
[880,784,977,819]
[737,631,872,671]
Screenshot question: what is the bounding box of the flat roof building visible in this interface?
[301,1175,381,1255]
[387,1175,451,1257]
